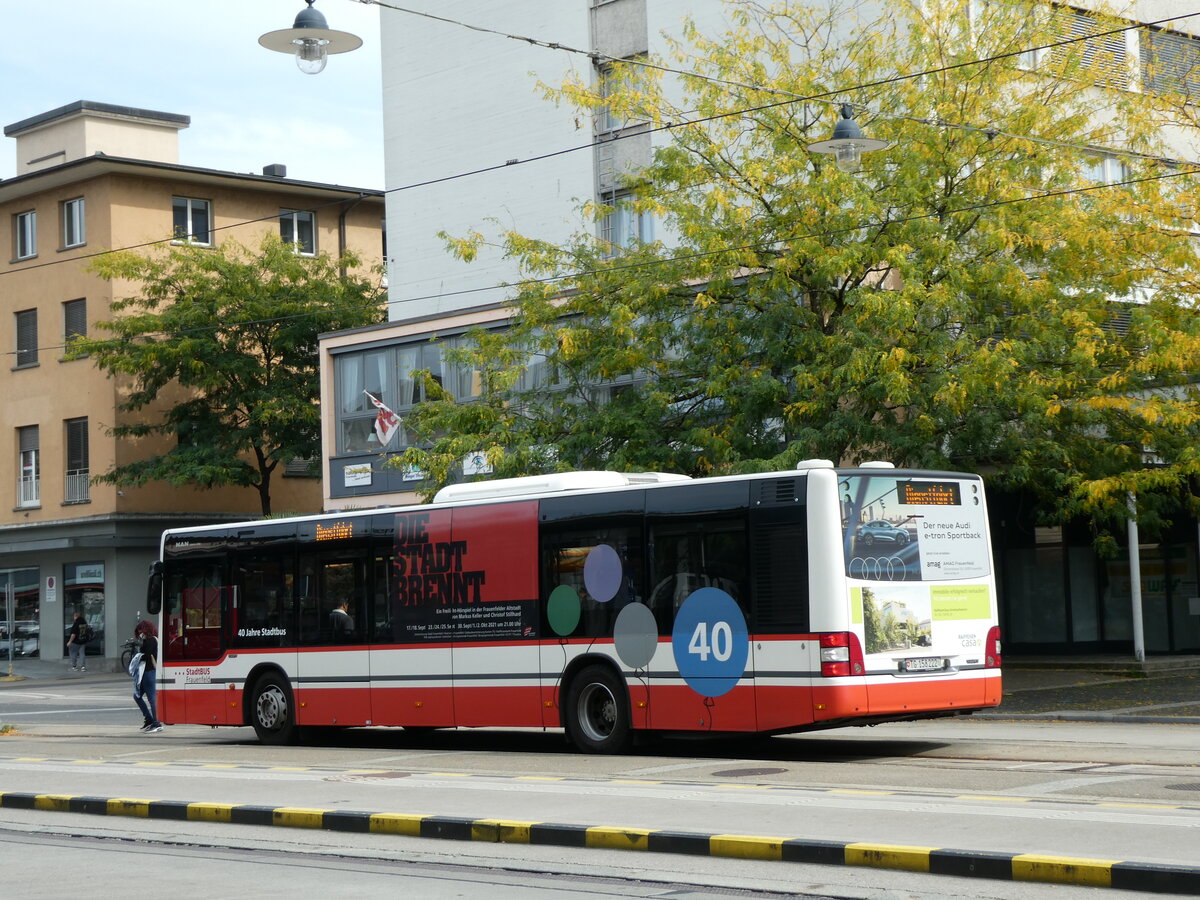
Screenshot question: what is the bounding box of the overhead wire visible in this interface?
[5,3,1200,358]
[14,162,1198,362]
[4,2,1198,281]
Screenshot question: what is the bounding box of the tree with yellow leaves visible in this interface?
[401,0,1200,541]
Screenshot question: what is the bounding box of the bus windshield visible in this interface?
[841,474,990,582]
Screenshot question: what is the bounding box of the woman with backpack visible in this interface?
[131,619,163,734]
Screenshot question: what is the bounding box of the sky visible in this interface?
[1,0,384,189]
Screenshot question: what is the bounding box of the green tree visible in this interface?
[72,235,384,515]
[402,0,1200,540]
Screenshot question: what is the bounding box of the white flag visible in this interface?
[365,391,401,447]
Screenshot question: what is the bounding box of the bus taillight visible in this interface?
[819,632,865,677]
[985,626,1002,668]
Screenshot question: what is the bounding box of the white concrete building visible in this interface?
[381,0,736,321]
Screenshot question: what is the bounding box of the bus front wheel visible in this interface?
[564,665,631,754]
[251,673,298,745]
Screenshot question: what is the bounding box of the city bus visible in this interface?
[147,460,1002,752]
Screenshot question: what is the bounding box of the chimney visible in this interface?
[263,164,288,178]
[4,101,190,174]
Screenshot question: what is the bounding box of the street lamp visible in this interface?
[259,0,363,75]
[808,103,889,173]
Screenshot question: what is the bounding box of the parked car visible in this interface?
[855,519,911,546]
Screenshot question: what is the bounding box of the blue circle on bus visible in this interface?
[670,588,749,698]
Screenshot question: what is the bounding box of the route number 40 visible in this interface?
[687,620,734,662]
[671,587,749,698]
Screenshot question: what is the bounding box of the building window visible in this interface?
[15,309,38,368]
[62,197,86,248]
[14,210,36,259]
[172,197,211,245]
[63,562,105,657]
[334,340,473,454]
[1047,7,1130,90]
[65,418,89,504]
[63,298,87,347]
[598,190,653,255]
[18,425,39,508]
[1082,153,1130,186]
[596,58,645,134]
[280,209,316,255]
[1,568,39,658]
[1141,26,1200,99]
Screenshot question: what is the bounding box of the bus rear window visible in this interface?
[841,475,989,581]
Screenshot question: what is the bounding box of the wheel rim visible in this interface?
[256,685,288,731]
[577,681,617,743]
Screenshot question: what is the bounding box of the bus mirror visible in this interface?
[146,561,163,616]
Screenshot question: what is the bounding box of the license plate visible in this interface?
[903,657,945,672]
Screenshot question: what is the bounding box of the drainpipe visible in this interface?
[1127,492,1146,663]
[338,194,366,277]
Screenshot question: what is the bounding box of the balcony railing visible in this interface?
[64,469,90,503]
[18,476,40,507]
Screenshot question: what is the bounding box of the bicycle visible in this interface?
[120,635,140,672]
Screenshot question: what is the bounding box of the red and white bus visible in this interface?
[147,461,1002,752]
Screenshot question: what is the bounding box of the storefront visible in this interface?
[991,492,1200,655]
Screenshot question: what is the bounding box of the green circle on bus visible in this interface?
[548,584,582,636]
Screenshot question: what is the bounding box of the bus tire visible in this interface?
[564,664,631,754]
[251,673,298,745]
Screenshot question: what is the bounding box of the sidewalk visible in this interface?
[3,655,1199,722]
[985,655,1200,723]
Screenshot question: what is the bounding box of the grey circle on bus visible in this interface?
[613,601,658,669]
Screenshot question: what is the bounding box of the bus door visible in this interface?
[449,502,542,727]
[377,510,456,727]
[161,558,228,725]
[296,548,371,726]
[646,483,758,733]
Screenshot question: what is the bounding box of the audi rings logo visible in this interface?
[849,555,906,580]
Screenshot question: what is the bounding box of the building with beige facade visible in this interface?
[1,101,383,668]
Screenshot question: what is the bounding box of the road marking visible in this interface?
[0,707,129,716]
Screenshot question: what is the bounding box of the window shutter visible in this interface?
[64,299,87,341]
[66,418,89,471]
[1051,8,1129,90]
[1141,28,1200,98]
[19,425,38,453]
[16,310,38,366]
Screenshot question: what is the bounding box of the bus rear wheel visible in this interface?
[251,673,298,745]
[565,665,631,754]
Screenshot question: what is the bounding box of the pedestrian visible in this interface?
[329,597,355,641]
[66,610,88,672]
[131,619,163,733]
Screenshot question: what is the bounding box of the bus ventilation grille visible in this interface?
[767,479,797,504]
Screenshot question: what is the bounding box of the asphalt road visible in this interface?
[1,661,1198,897]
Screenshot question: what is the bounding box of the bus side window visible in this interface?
[648,518,748,632]
[540,524,643,639]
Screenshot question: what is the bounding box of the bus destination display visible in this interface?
[897,480,961,506]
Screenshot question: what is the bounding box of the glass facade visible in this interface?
[63,562,105,657]
[992,491,1200,653]
[1,568,39,659]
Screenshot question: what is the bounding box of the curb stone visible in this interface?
[1,791,1198,894]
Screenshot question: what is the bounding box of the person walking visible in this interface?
[131,619,163,733]
[66,610,89,672]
